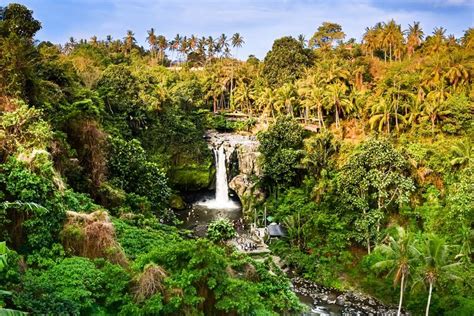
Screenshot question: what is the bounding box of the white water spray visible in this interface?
[196,144,239,209]
[214,145,229,204]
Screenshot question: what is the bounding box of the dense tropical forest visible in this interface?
[0,2,473,315]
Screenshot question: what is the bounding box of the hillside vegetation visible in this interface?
[0,3,473,315]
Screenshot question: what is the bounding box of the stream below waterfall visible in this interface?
[175,131,402,316]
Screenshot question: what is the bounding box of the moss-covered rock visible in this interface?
[169,164,215,191]
[169,194,186,210]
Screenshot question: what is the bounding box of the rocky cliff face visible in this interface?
[206,131,264,212]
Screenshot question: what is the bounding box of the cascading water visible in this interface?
[214,145,229,204]
[196,144,239,209]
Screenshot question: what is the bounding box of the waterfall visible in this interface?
[196,143,239,210]
[214,145,229,204]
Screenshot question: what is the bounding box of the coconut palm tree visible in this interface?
[231,33,244,57]
[89,35,98,47]
[207,36,216,60]
[362,26,377,57]
[382,19,404,61]
[373,227,419,316]
[197,36,207,59]
[450,140,473,168]
[157,35,167,64]
[217,33,229,58]
[421,86,451,137]
[124,30,136,55]
[370,96,393,133]
[297,74,325,127]
[147,28,158,61]
[407,22,424,58]
[426,27,447,55]
[234,80,254,115]
[461,28,474,49]
[275,83,298,117]
[323,81,351,128]
[445,52,470,90]
[64,36,77,54]
[230,33,244,108]
[189,34,198,52]
[170,34,182,63]
[297,34,307,48]
[255,87,277,119]
[413,235,461,316]
[178,36,188,61]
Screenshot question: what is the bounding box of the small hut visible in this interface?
[266,223,286,238]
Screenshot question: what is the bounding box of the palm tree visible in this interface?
[323,81,351,128]
[426,27,447,55]
[297,74,325,127]
[157,35,168,64]
[207,36,216,60]
[170,34,182,63]
[89,35,98,47]
[255,87,277,119]
[178,36,188,61]
[234,80,254,115]
[230,33,244,108]
[147,28,158,61]
[407,22,424,58]
[64,36,77,54]
[231,33,244,57]
[124,30,136,55]
[189,34,198,52]
[445,52,470,90]
[370,96,396,133]
[382,19,404,61]
[218,33,229,58]
[413,235,461,316]
[461,28,474,49]
[275,83,298,117]
[297,34,307,48]
[373,227,418,316]
[450,140,473,168]
[421,86,451,137]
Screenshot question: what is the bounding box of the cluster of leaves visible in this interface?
[258,118,473,314]
[207,218,237,243]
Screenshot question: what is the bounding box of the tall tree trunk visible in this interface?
[398,273,405,316]
[387,113,390,133]
[318,106,325,130]
[431,116,435,138]
[426,282,433,316]
[230,66,234,110]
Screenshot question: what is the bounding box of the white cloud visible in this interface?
[25,0,472,58]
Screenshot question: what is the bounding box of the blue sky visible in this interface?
[11,0,474,58]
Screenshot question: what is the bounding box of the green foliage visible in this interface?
[0,4,472,315]
[337,138,415,251]
[262,36,312,87]
[96,64,146,136]
[14,257,131,315]
[207,218,236,243]
[108,137,171,214]
[0,101,52,158]
[134,238,302,314]
[0,158,66,253]
[0,4,41,39]
[309,22,346,49]
[258,116,305,190]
